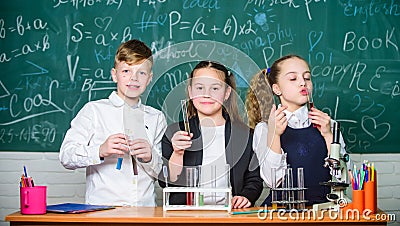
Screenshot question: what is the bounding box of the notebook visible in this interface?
[46,203,115,214]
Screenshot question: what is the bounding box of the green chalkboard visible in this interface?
[0,0,399,153]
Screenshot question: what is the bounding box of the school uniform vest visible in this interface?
[262,125,330,206]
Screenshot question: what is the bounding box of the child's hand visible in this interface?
[308,107,332,137]
[99,133,129,158]
[268,104,288,136]
[232,196,251,209]
[171,131,193,155]
[129,138,152,163]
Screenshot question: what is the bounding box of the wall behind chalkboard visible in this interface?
[0,0,399,153]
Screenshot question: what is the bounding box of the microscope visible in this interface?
[313,122,350,212]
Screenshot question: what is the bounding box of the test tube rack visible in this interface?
[270,167,308,210]
[270,187,308,208]
[163,187,232,212]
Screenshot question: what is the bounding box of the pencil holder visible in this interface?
[352,189,364,213]
[364,180,377,213]
[20,186,47,214]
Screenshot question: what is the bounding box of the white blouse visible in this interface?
[252,105,347,187]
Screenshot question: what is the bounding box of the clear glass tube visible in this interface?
[297,167,305,210]
[286,167,294,209]
[224,164,230,207]
[271,168,277,210]
[180,99,190,133]
[281,168,287,208]
[186,166,200,206]
[211,164,216,205]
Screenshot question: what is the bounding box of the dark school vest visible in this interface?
[262,125,331,206]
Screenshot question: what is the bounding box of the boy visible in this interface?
[60,39,167,206]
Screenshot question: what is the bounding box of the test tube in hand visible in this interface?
[116,134,132,170]
[116,157,123,170]
[180,99,190,134]
[307,88,314,110]
[127,134,134,154]
[127,134,139,175]
[307,88,317,128]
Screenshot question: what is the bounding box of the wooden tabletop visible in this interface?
[5,207,388,226]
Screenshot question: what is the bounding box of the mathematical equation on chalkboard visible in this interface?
[0,0,399,152]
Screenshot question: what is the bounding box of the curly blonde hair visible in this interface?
[245,69,274,129]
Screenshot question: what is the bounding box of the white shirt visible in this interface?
[59,91,167,206]
[201,125,229,205]
[252,105,347,187]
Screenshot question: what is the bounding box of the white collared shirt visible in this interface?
[252,105,347,187]
[59,91,167,206]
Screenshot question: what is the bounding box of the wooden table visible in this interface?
[5,207,388,225]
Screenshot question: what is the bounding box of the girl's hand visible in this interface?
[129,138,152,163]
[309,107,332,138]
[99,133,129,158]
[171,131,193,155]
[268,104,288,137]
[232,196,251,209]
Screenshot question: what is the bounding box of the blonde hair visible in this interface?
[245,70,274,129]
[187,61,242,123]
[246,54,309,129]
[114,39,153,67]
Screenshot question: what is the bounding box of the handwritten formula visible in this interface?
[0,0,399,153]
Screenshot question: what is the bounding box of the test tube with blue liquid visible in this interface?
[116,157,123,170]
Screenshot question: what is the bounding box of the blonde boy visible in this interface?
[60,40,166,206]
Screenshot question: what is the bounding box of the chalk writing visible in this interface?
[1,80,65,126]
[343,0,400,24]
[53,0,123,10]
[0,0,398,153]
[343,28,398,53]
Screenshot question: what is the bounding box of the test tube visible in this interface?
[273,93,281,107]
[186,166,199,206]
[307,88,314,110]
[180,99,190,133]
[271,168,278,210]
[225,164,230,188]
[307,88,317,128]
[127,134,134,154]
[198,165,204,206]
[163,165,168,188]
[211,164,217,205]
[127,134,138,175]
[116,157,123,170]
[224,164,230,207]
[281,168,287,208]
[286,167,294,209]
[297,167,305,210]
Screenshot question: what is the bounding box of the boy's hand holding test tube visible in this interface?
[116,134,135,171]
[99,134,130,169]
[127,135,153,163]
